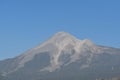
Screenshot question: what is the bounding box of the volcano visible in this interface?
[0,32,120,80]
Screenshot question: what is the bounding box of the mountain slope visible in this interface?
[0,32,120,80]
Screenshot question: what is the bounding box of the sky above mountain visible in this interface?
[0,0,120,60]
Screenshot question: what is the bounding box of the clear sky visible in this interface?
[0,0,120,60]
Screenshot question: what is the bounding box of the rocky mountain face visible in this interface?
[0,32,120,80]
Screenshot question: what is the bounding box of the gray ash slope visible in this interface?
[0,32,120,80]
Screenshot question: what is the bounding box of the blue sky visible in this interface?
[0,0,120,60]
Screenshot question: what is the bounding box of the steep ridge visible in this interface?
[13,32,102,72]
